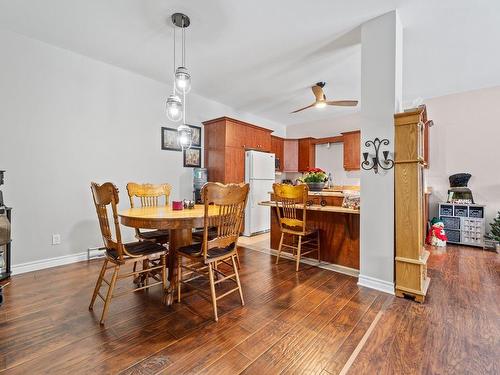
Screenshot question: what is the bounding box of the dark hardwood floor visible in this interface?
[0,244,498,374]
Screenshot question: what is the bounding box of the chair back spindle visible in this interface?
[91,182,125,261]
[272,183,309,234]
[201,183,249,261]
[126,183,171,208]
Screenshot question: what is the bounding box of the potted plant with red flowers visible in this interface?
[300,168,328,191]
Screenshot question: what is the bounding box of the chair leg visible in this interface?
[296,235,302,272]
[276,232,284,265]
[235,249,241,269]
[161,254,167,304]
[177,254,182,303]
[142,259,149,288]
[89,258,108,310]
[231,255,244,306]
[208,263,218,322]
[317,230,321,263]
[100,265,119,325]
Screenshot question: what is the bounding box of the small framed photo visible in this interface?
[161,127,181,151]
[187,125,202,147]
[183,147,202,168]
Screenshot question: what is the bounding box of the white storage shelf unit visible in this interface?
[439,203,485,247]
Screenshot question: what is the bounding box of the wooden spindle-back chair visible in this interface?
[176,182,249,321]
[273,183,320,271]
[89,182,168,324]
[126,182,171,244]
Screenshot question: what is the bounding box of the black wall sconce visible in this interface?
[362,138,394,174]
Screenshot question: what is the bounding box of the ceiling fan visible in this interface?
[291,82,358,113]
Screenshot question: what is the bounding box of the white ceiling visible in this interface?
[1,0,500,126]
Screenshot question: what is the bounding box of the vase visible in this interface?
[496,243,500,253]
[306,182,325,192]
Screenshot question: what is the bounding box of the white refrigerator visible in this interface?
[243,150,275,236]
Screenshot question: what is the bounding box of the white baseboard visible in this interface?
[245,244,359,278]
[12,251,89,275]
[357,274,395,295]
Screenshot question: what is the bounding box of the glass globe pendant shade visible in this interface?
[166,94,183,122]
[177,124,192,149]
[175,67,191,94]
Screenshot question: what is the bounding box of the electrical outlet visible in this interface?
[52,234,61,245]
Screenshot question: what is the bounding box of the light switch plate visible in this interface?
[52,234,61,245]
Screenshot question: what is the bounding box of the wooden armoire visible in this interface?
[394,105,431,303]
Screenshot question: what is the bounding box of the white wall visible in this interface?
[425,86,500,230]
[358,11,402,293]
[286,114,361,186]
[0,30,285,265]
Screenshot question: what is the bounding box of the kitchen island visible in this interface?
[259,200,360,272]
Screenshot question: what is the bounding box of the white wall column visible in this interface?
[358,11,403,293]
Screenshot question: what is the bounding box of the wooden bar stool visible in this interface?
[89,182,168,324]
[176,182,249,321]
[273,183,320,271]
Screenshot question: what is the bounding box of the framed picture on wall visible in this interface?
[161,127,181,151]
[187,125,202,147]
[183,147,202,168]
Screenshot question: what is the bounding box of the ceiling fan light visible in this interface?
[166,94,183,122]
[315,101,327,109]
[175,66,191,94]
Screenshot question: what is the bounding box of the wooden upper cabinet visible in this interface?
[202,116,273,183]
[271,136,284,171]
[283,139,299,172]
[298,138,316,172]
[341,130,361,171]
[244,127,272,151]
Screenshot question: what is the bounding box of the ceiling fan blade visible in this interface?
[291,103,316,113]
[311,85,325,102]
[326,100,358,107]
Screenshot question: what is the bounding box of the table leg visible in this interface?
[166,228,192,305]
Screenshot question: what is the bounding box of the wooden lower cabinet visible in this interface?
[269,208,359,270]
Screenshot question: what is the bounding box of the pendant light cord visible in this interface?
[172,26,176,95]
[182,25,185,67]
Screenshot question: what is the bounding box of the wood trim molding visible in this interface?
[12,251,90,275]
[313,136,344,145]
[202,116,274,133]
[357,274,395,295]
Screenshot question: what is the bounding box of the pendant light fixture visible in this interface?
[169,13,193,149]
[166,15,184,122]
[173,13,191,94]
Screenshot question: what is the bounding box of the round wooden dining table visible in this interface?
[119,204,220,305]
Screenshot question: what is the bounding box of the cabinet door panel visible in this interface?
[225,121,246,148]
[298,138,315,172]
[224,146,245,183]
[271,136,284,171]
[283,139,298,172]
[342,131,360,170]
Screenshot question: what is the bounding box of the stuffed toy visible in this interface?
[426,218,448,247]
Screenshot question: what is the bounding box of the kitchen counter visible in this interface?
[259,201,359,214]
[268,191,344,197]
[260,200,360,271]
